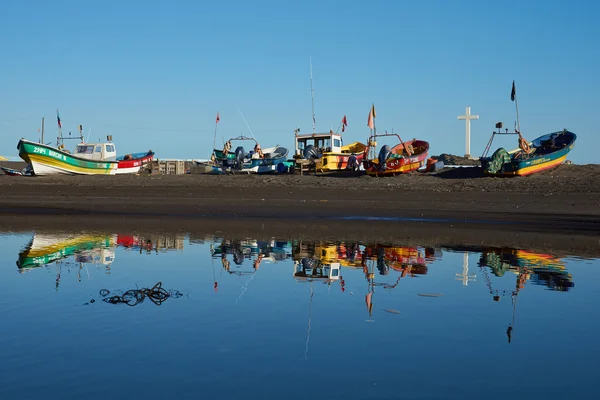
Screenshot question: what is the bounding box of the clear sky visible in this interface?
[1,0,598,164]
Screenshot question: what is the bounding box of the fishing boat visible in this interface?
[480,81,576,176]
[18,137,154,176]
[361,105,429,176]
[18,111,154,175]
[18,138,119,175]
[213,135,288,170]
[362,132,430,176]
[293,129,366,174]
[481,128,576,176]
[292,58,366,175]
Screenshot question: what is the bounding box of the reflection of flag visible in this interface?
[365,292,373,315]
[367,108,374,129]
[216,112,220,123]
[511,81,516,101]
[56,109,62,128]
[342,115,347,132]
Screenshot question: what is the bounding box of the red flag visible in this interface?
[216,112,220,123]
[56,109,62,128]
[342,115,347,132]
[367,108,374,129]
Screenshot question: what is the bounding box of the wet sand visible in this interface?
[1,163,599,255]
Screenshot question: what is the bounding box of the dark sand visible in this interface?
[1,162,599,256]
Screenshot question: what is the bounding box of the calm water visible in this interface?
[0,230,599,399]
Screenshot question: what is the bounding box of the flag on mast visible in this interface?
[56,109,62,128]
[367,106,375,129]
[216,111,220,123]
[511,81,516,102]
[341,115,347,132]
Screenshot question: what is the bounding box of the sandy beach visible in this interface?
[1,162,599,256]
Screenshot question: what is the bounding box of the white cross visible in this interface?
[456,252,477,286]
[457,106,479,158]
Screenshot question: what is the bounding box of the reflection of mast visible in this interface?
[304,281,314,360]
[455,252,476,286]
[365,260,375,322]
[507,267,527,344]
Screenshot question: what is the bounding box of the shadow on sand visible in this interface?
[433,167,486,179]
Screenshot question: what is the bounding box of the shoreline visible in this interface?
[1,164,599,256]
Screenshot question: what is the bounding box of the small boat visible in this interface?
[480,81,576,176]
[293,129,366,174]
[1,165,33,176]
[116,150,155,174]
[362,133,429,176]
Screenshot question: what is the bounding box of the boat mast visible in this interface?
[41,117,44,144]
[56,108,62,147]
[512,80,521,134]
[309,56,316,134]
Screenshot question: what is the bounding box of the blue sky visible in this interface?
[1,0,598,164]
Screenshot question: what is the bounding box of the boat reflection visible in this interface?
[479,248,573,292]
[211,238,291,275]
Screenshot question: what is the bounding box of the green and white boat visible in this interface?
[17,138,119,176]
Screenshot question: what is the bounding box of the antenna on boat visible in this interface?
[309,56,316,134]
[237,106,257,141]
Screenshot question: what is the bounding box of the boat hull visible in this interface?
[116,152,154,174]
[482,130,576,177]
[18,139,118,176]
[316,152,365,173]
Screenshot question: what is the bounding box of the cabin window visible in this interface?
[76,145,94,154]
[106,145,115,152]
[95,146,102,153]
[334,139,341,147]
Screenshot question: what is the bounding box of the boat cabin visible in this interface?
[74,136,117,161]
[294,130,343,157]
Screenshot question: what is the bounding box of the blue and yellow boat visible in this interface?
[481,81,577,176]
[481,129,576,176]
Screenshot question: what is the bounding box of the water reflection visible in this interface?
[13,232,577,338]
[4,230,597,398]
